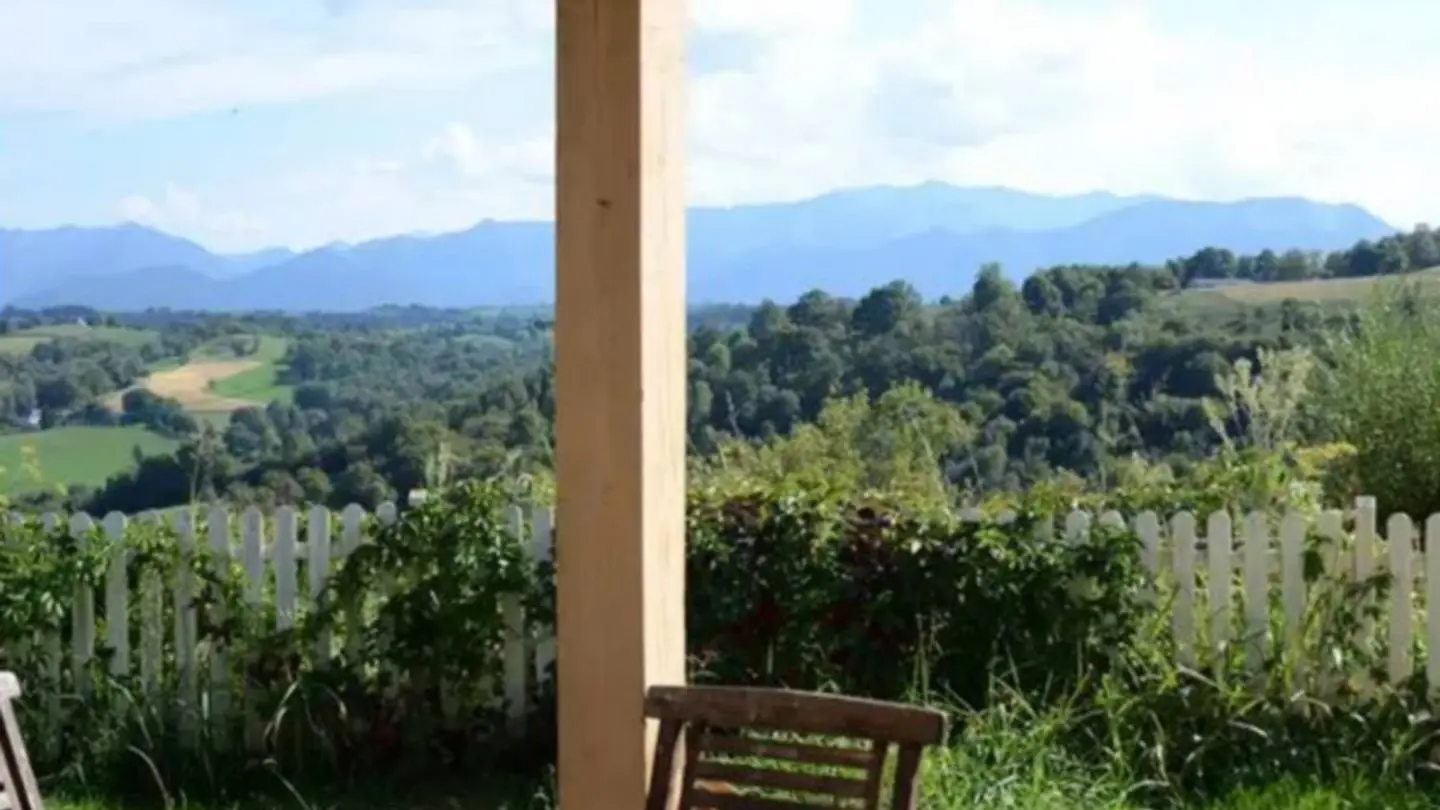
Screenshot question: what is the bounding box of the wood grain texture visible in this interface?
[647,686,947,745]
[644,686,946,810]
[554,0,688,808]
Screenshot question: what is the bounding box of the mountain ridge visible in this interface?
[2,184,1398,311]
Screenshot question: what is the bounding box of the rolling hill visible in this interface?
[4,184,1397,311]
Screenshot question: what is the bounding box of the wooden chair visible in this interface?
[0,673,42,810]
[644,686,946,810]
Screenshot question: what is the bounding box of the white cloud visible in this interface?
[119,184,266,243]
[118,126,554,251]
[15,0,1438,249]
[682,0,1440,229]
[0,0,550,121]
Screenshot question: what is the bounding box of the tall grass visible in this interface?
[1311,282,1440,517]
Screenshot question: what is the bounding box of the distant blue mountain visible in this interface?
[2,184,1397,311]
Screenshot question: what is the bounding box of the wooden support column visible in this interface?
[554,0,687,808]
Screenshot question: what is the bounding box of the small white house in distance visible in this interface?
[22,409,41,428]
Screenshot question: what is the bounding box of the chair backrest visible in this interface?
[0,673,42,810]
[644,686,946,810]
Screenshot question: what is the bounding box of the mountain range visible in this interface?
[1,183,1398,312]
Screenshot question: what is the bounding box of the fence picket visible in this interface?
[103,512,129,679]
[1387,513,1414,685]
[340,504,365,663]
[1315,509,1347,698]
[69,513,95,697]
[1206,511,1233,671]
[206,503,231,740]
[172,509,199,740]
[240,506,265,751]
[1354,498,1379,695]
[274,507,298,631]
[1242,512,1269,678]
[1172,512,1197,668]
[138,511,164,701]
[1135,511,1161,587]
[308,506,333,663]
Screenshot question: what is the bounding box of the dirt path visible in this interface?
[107,360,264,413]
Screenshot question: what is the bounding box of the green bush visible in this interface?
[1311,283,1440,517]
[0,480,548,802]
[1,468,1437,807]
[686,483,1149,708]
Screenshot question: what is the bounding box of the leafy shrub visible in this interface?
[0,462,1436,806]
[685,483,1149,709]
[0,479,547,802]
[1311,283,1440,517]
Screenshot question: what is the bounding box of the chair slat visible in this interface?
[691,760,869,800]
[699,734,872,770]
[687,788,826,810]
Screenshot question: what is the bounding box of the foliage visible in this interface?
[0,452,1434,807]
[7,227,1440,807]
[686,483,1148,708]
[699,383,971,510]
[0,480,547,803]
[0,242,1368,514]
[1310,282,1440,517]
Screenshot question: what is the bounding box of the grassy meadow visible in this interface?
[1173,266,1440,306]
[204,334,293,405]
[0,426,179,492]
[0,324,159,356]
[106,334,292,417]
[0,332,293,494]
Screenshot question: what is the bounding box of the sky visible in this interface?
[0,0,1435,253]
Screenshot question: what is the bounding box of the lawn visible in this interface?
[36,697,1438,810]
[45,769,1432,810]
[0,426,179,492]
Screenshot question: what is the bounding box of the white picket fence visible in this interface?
[977,496,1436,691]
[3,493,1438,736]
[1,500,556,736]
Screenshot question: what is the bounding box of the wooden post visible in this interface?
[554,0,688,809]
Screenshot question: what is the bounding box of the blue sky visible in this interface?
[0,0,1434,252]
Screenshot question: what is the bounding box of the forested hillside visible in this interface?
[1,223,1437,516]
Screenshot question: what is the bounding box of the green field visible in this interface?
[204,334,293,406]
[1179,266,1440,306]
[104,334,293,423]
[0,324,159,357]
[207,362,293,404]
[0,426,180,493]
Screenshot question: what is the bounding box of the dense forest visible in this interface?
[0,224,1435,517]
